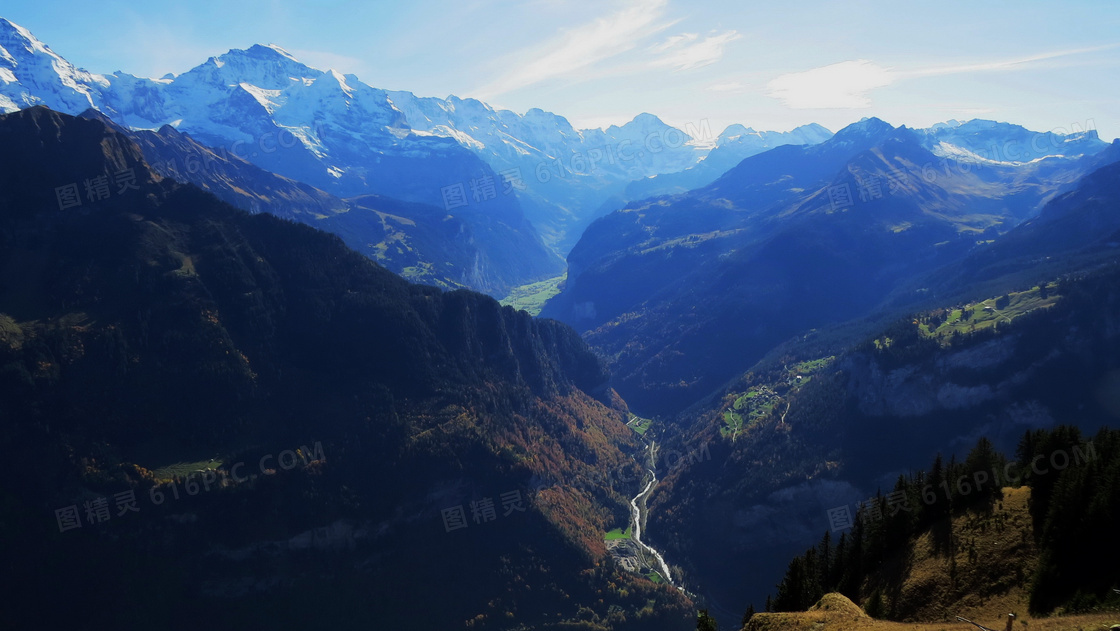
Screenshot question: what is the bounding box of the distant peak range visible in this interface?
[921,117,1105,164]
[0,16,806,253]
[717,122,832,144]
[544,114,1117,415]
[0,15,1111,274]
[0,17,738,254]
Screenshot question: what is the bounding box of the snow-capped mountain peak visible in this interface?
[716,124,757,143]
[182,44,323,91]
[7,14,1106,257]
[0,16,51,57]
[248,43,300,62]
[0,16,107,113]
[922,118,1107,163]
[837,116,895,139]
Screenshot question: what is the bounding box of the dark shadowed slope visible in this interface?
[0,106,691,631]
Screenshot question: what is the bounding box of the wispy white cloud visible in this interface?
[649,30,740,71]
[649,32,697,53]
[766,60,892,109]
[473,0,673,99]
[766,44,1120,110]
[707,81,748,94]
[900,43,1120,78]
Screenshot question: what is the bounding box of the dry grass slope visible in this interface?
[747,488,1120,631]
[883,486,1036,621]
[748,593,1118,631]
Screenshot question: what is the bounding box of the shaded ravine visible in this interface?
[630,442,677,588]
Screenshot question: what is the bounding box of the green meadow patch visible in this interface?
[500,273,567,316]
[605,527,632,541]
[918,283,1060,344]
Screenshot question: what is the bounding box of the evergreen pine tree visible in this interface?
[742,604,756,627]
[774,556,810,611]
[928,453,947,522]
[964,436,1003,506]
[885,475,914,550]
[839,511,865,599]
[818,531,832,594]
[697,609,719,631]
[832,532,848,590]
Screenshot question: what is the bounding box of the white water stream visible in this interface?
[629,464,676,586]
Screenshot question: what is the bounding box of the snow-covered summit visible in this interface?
[2,15,1108,252]
[922,118,1107,163]
[0,16,108,113]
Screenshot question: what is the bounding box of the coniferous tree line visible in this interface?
[754,426,1119,620]
[1022,426,1120,613]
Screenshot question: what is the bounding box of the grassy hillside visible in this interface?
[763,426,1120,627]
[877,487,1036,621]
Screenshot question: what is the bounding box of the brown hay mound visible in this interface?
[808,593,867,617]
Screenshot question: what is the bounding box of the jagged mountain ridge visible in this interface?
[622,123,834,202]
[0,19,470,203]
[74,108,561,296]
[0,16,569,295]
[5,15,1099,265]
[0,16,697,255]
[0,16,830,256]
[387,93,717,250]
[923,118,1106,164]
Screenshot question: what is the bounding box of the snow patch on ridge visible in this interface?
[238,82,284,114]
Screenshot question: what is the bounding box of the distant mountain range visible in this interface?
[0,16,829,272]
[74,109,564,296]
[0,17,582,296]
[387,95,719,250]
[543,117,1114,414]
[13,15,1103,305]
[0,16,704,251]
[622,123,834,202]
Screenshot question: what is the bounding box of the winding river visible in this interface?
[629,460,676,587]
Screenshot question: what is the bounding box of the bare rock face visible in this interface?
[843,334,1031,419]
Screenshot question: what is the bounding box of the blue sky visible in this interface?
[5,0,1120,139]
